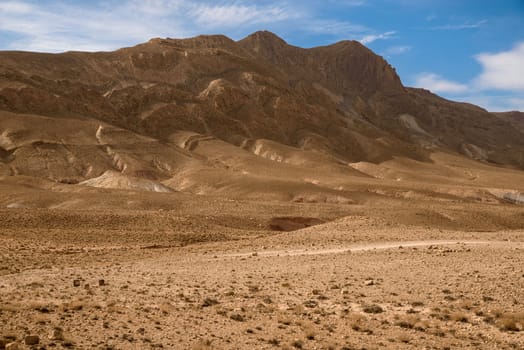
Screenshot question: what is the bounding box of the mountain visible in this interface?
[1,31,523,202]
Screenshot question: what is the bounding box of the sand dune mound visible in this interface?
[80,170,173,192]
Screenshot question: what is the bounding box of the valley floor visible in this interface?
[1,195,523,349]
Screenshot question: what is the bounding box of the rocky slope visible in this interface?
[0,31,523,196]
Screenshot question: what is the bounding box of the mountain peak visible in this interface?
[238,30,290,55]
[242,31,288,45]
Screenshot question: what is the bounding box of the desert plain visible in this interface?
[0,31,523,349]
[1,163,523,350]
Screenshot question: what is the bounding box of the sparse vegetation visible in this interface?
[450,311,469,323]
[363,304,384,314]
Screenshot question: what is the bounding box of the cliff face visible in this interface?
[239,31,405,97]
[0,31,523,188]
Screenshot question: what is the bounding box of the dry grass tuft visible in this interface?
[362,304,383,314]
[192,339,213,350]
[493,312,524,332]
[397,333,412,343]
[347,313,373,334]
[450,311,469,323]
[395,315,429,331]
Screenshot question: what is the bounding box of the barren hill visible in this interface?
[2,32,524,350]
[0,31,523,201]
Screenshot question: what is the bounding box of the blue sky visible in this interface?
[0,0,523,111]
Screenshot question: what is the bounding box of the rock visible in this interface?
[5,342,19,350]
[201,297,219,307]
[230,313,245,322]
[303,300,318,308]
[98,279,105,286]
[0,339,6,349]
[364,279,374,286]
[73,279,81,287]
[24,335,39,345]
[49,328,64,341]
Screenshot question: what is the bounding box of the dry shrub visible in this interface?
[431,307,452,321]
[348,313,373,334]
[33,314,51,325]
[278,316,293,325]
[456,299,474,310]
[61,297,102,312]
[397,333,411,343]
[362,304,383,314]
[192,339,212,350]
[159,302,176,314]
[0,303,20,312]
[396,315,429,331]
[291,339,304,348]
[450,311,469,323]
[300,321,317,340]
[494,312,524,332]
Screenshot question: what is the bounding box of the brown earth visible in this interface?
[0,31,523,349]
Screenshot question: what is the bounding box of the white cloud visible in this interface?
[425,13,437,22]
[329,0,367,6]
[414,73,468,93]
[0,0,295,52]
[430,20,486,30]
[413,42,524,111]
[191,4,292,27]
[124,0,183,16]
[0,0,191,52]
[413,42,524,110]
[452,95,524,112]
[0,0,394,52]
[0,1,34,13]
[309,20,368,36]
[474,42,524,91]
[384,45,411,55]
[359,31,396,44]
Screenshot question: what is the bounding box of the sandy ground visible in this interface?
[1,28,524,350]
[1,196,523,350]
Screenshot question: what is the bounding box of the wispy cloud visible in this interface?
[309,20,369,36]
[328,0,367,6]
[0,0,190,51]
[0,0,395,52]
[430,20,486,30]
[384,45,411,55]
[191,3,293,28]
[425,13,437,22]
[0,0,297,52]
[359,31,396,44]
[0,0,34,13]
[0,0,394,52]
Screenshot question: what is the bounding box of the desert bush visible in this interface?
[348,313,373,334]
[397,333,411,343]
[362,304,383,314]
[450,311,469,323]
[494,312,524,332]
[396,315,419,329]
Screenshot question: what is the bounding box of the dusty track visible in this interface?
[219,240,503,258]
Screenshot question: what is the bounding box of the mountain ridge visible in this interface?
[0,31,523,197]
